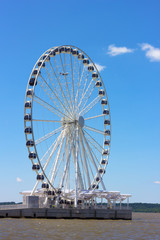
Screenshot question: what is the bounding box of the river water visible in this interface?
[0,213,160,240]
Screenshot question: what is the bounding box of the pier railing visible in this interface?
[0,204,27,210]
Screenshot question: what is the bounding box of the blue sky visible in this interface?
[0,0,160,203]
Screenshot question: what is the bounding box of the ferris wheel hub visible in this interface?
[78,116,84,128]
[61,115,84,128]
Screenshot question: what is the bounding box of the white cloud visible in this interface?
[107,44,134,56]
[154,181,160,184]
[95,63,106,72]
[140,43,160,62]
[16,177,22,183]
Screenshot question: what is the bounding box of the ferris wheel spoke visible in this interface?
[53,56,73,114]
[75,64,85,109]
[33,119,61,123]
[33,97,61,118]
[81,130,106,190]
[44,66,71,111]
[34,95,72,120]
[50,130,67,185]
[84,114,104,120]
[84,125,104,135]
[52,147,66,186]
[59,136,74,189]
[80,131,96,182]
[83,129,104,151]
[82,142,95,186]
[44,66,59,96]
[85,154,95,183]
[49,60,73,114]
[39,74,72,118]
[85,136,102,154]
[59,54,73,112]
[75,61,82,108]
[78,72,90,110]
[81,71,89,100]
[84,133,106,186]
[80,95,101,116]
[77,156,85,190]
[35,126,63,145]
[37,77,68,117]
[80,82,95,112]
[72,132,84,193]
[43,132,63,171]
[85,136,102,170]
[70,54,75,111]
[88,142,101,166]
[30,180,40,196]
[39,133,62,165]
[64,135,70,191]
[79,130,91,188]
[78,141,87,190]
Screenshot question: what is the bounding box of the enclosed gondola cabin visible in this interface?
[83,58,89,65]
[25,101,31,108]
[26,140,34,147]
[29,152,36,159]
[26,89,33,98]
[99,90,105,96]
[24,127,32,134]
[32,69,41,76]
[96,81,102,87]
[104,130,111,136]
[29,78,37,86]
[92,72,98,79]
[37,174,44,180]
[101,99,107,105]
[24,114,31,121]
[72,49,79,56]
[78,53,84,60]
[103,109,109,115]
[88,65,94,71]
[38,61,45,68]
[42,183,49,189]
[32,164,40,171]
[43,55,50,61]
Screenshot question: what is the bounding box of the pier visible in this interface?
[0,207,132,220]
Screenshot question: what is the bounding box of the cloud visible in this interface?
[107,44,134,56]
[95,63,106,72]
[140,43,160,62]
[16,177,22,183]
[154,181,160,184]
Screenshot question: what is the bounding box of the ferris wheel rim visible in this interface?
[24,45,111,196]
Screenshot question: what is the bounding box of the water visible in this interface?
[0,213,160,240]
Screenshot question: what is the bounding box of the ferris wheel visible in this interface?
[24,45,111,205]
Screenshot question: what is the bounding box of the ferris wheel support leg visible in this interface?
[50,131,66,184]
[55,196,60,208]
[30,180,39,196]
[43,197,48,206]
[79,130,91,188]
[59,138,74,189]
[72,139,84,191]
[120,200,122,209]
[74,126,79,208]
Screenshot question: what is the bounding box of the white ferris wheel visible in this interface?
[24,45,111,207]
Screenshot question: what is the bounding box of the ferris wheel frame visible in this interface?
[24,45,111,203]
